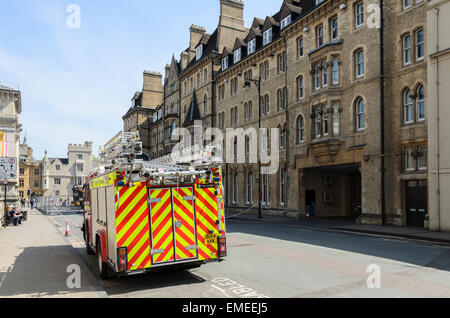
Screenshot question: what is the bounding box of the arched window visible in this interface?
[416,84,425,121]
[355,97,365,131]
[332,104,340,136]
[297,115,305,143]
[403,89,414,124]
[322,61,328,87]
[315,107,322,138]
[355,49,365,78]
[315,65,321,90]
[323,106,329,136]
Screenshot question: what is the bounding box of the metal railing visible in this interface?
[35,196,83,215]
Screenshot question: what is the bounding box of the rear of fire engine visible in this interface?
[82,132,227,278]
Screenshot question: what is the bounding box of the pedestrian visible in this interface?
[31,198,35,210]
[8,206,23,226]
[310,201,315,218]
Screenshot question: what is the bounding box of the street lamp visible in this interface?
[243,76,263,219]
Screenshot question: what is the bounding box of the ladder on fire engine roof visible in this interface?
[151,144,223,167]
[96,131,222,178]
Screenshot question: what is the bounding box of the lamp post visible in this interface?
[243,76,262,219]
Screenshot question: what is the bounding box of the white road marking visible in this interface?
[211,277,269,298]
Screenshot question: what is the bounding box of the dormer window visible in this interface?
[247,38,256,55]
[281,15,291,29]
[222,56,229,71]
[263,28,272,46]
[233,48,241,64]
[196,45,203,61]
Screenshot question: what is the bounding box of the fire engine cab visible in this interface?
[82,132,226,278]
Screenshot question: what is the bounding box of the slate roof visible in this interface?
[183,91,201,127]
[218,0,324,75]
[182,29,219,74]
[50,158,69,165]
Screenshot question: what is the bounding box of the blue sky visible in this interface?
[0,0,283,160]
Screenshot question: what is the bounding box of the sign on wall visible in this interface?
[0,157,17,181]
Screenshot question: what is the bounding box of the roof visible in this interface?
[218,0,322,75]
[182,28,219,75]
[50,158,69,165]
[183,91,201,127]
[0,84,19,92]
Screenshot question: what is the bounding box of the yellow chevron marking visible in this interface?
[116,186,147,225]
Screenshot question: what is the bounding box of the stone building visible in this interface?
[42,142,94,198]
[0,84,22,218]
[427,0,450,231]
[123,71,163,156]
[140,0,431,227]
[19,139,44,199]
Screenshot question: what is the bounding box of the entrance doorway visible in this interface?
[405,180,427,227]
[305,190,316,216]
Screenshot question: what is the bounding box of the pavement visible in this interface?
[0,208,107,298]
[226,210,450,245]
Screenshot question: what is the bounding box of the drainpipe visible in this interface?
[380,0,386,226]
[283,36,289,214]
[434,7,441,230]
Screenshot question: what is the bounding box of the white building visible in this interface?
[0,84,22,218]
[427,0,450,231]
[42,141,95,198]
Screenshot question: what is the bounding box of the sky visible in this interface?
[0,0,283,160]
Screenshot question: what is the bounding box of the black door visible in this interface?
[405,180,427,227]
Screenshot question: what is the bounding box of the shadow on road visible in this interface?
[226,219,450,273]
[100,269,206,296]
[74,247,206,297]
[0,245,102,297]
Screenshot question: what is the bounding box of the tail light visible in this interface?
[117,247,128,272]
[218,236,227,258]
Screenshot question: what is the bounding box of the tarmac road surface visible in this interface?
[47,212,450,298]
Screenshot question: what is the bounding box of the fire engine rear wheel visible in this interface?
[96,240,110,279]
[83,224,94,255]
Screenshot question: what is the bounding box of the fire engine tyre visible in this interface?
[84,225,94,255]
[96,240,111,279]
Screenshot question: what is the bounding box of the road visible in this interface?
[48,212,450,298]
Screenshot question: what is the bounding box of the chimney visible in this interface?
[165,64,171,81]
[217,0,246,53]
[180,51,189,71]
[142,71,163,109]
[188,24,206,61]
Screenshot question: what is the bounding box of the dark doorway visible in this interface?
[405,180,427,227]
[305,190,316,216]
